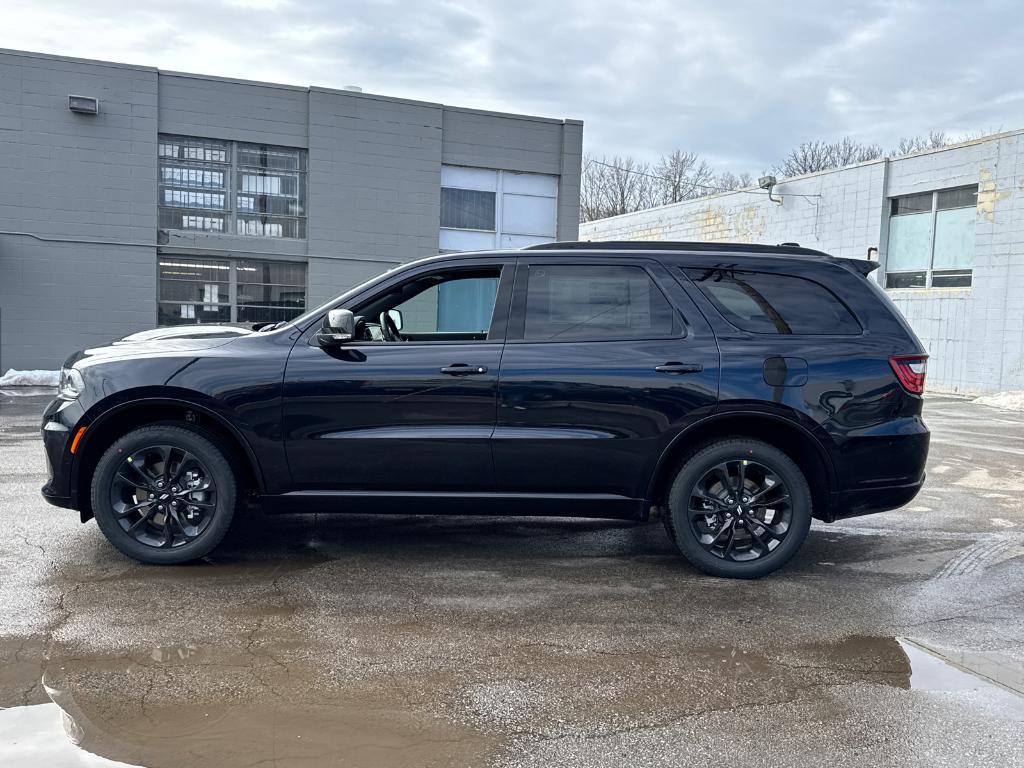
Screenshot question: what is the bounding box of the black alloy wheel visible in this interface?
[665,438,812,578]
[687,458,793,562]
[109,444,218,549]
[91,424,237,564]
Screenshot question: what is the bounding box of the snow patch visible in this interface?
[975,390,1024,411]
[0,369,59,387]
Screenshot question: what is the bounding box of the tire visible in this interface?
[664,438,812,579]
[90,424,237,564]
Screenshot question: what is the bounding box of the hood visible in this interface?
[65,325,253,368]
[115,324,254,344]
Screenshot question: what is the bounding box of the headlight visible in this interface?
[58,367,85,400]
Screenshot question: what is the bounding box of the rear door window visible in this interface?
[524,264,680,342]
[682,268,861,335]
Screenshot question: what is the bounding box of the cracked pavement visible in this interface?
[1,392,1023,767]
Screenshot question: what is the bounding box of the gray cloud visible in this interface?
[4,0,1022,173]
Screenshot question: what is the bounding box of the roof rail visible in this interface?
[521,240,829,257]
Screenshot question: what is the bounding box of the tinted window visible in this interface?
[524,265,679,341]
[683,268,861,335]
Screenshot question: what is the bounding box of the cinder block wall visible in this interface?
[579,133,1024,395]
[580,162,885,260]
[0,49,583,370]
[885,134,1024,393]
[0,52,158,371]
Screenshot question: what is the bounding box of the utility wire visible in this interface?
[586,158,823,199]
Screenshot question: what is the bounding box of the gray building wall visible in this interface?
[0,49,582,370]
[580,132,1024,395]
[0,52,158,372]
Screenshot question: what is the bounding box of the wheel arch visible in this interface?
[72,396,265,522]
[647,410,837,522]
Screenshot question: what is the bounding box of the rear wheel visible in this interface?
[90,424,236,564]
[664,438,812,578]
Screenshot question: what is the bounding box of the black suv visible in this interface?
[41,242,930,578]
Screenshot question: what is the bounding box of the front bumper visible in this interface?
[40,397,85,511]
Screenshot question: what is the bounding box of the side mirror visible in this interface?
[317,308,355,345]
[386,309,403,331]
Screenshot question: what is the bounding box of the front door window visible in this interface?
[354,269,502,342]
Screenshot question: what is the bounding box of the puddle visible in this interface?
[899,638,1024,710]
[1,675,494,768]
[0,697,492,768]
[0,703,138,767]
[1,634,1021,766]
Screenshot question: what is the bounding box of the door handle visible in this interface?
[440,364,488,376]
[655,362,704,374]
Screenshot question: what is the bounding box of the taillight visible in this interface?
[889,355,928,395]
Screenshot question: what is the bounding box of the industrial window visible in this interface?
[440,188,496,231]
[524,265,679,342]
[158,135,307,239]
[683,268,861,335]
[158,257,307,326]
[439,166,558,251]
[885,186,976,289]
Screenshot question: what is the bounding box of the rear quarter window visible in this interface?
[682,268,861,335]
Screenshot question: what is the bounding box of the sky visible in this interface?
[3,0,1023,175]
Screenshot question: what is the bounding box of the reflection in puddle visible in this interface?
[899,638,1024,712]
[0,703,138,767]
[0,635,1021,767]
[2,690,494,768]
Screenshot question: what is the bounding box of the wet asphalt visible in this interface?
[0,390,1022,767]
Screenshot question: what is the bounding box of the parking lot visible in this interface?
[1,391,1022,767]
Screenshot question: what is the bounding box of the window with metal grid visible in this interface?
[158,135,307,239]
[885,186,976,289]
[158,256,307,326]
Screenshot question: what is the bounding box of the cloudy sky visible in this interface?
[4,0,1022,174]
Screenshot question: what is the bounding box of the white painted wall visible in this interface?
[579,131,1024,395]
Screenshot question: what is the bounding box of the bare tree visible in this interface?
[580,154,658,221]
[775,138,883,177]
[653,150,715,204]
[607,155,657,215]
[892,130,949,156]
[714,171,754,191]
[580,155,610,222]
[831,136,884,167]
[775,140,832,177]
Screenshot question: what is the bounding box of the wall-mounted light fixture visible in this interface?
[758,175,782,204]
[68,95,99,115]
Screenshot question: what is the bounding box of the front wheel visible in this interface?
[664,438,812,578]
[90,424,237,564]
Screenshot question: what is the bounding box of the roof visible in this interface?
[522,240,830,257]
[399,240,877,277]
[519,240,878,275]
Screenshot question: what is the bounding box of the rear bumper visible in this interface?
[824,416,929,521]
[828,475,925,521]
